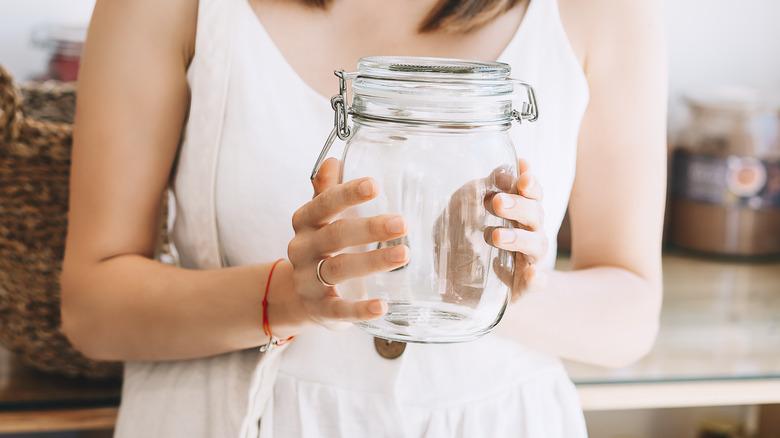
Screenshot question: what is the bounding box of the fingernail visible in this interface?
[387,245,408,263]
[385,216,406,234]
[369,300,387,315]
[358,179,374,197]
[499,194,515,209]
[497,228,516,244]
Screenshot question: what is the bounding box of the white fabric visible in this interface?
[115,0,590,435]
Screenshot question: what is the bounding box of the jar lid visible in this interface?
[353,56,519,102]
[357,56,511,82]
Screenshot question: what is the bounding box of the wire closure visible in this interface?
[310,70,357,180]
[310,65,540,180]
[510,79,539,123]
[260,258,294,353]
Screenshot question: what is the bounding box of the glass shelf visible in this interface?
[561,252,780,385]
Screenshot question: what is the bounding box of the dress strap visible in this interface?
[173,0,235,269]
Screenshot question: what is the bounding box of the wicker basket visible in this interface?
[0,64,123,379]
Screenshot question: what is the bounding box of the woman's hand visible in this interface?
[287,158,411,329]
[489,159,549,301]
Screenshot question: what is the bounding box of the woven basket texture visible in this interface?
[0,64,123,379]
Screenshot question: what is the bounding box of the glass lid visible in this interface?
[357,56,512,82]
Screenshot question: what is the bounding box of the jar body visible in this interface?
[670,98,780,257]
[339,120,517,343]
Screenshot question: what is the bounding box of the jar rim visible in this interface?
[357,56,511,82]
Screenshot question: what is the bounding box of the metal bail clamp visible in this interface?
[310,70,358,180]
[310,72,539,180]
[510,79,539,124]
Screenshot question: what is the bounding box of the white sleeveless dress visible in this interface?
[114,0,590,436]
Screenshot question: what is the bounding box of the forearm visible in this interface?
[61,257,308,362]
[493,265,662,368]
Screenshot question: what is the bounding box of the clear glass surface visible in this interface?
[329,57,523,343]
[562,253,780,385]
[339,122,517,343]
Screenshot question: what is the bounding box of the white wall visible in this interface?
[0,0,96,81]
[662,0,780,136]
[1,0,779,128]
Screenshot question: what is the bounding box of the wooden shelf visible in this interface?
[0,346,121,433]
[0,407,118,433]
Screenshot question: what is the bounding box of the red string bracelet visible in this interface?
[260,258,294,353]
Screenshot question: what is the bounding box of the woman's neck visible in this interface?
[249,0,528,98]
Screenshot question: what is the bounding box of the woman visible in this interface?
[61,0,667,436]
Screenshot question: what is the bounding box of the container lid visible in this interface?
[353,56,519,101]
[348,56,537,126]
[357,56,511,82]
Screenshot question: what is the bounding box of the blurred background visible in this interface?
[0,1,778,437]
[2,0,780,138]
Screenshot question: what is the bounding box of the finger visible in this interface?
[320,245,411,284]
[524,264,548,291]
[312,158,341,198]
[489,228,548,264]
[516,264,548,295]
[315,215,408,254]
[318,245,411,286]
[517,171,543,202]
[492,256,515,290]
[486,164,517,193]
[320,296,388,322]
[300,298,375,330]
[293,177,378,231]
[491,194,544,231]
[492,259,547,303]
[517,158,531,175]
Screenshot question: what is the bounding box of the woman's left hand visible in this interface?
[489,159,549,301]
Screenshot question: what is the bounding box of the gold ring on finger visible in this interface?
[316,258,338,288]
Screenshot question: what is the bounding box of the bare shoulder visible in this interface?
[89,0,198,67]
[557,0,665,75]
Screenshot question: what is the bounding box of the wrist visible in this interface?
[265,259,315,340]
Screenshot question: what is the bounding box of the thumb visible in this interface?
[312,158,340,198]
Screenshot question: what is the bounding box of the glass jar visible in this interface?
[670,90,780,257]
[312,56,539,343]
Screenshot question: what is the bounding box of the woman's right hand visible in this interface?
[287,158,411,330]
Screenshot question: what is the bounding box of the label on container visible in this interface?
[672,149,780,208]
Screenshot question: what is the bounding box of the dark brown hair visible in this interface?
[301,0,522,33]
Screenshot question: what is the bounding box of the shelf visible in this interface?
[559,252,780,410]
[0,407,117,434]
[0,346,120,433]
[577,379,780,411]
